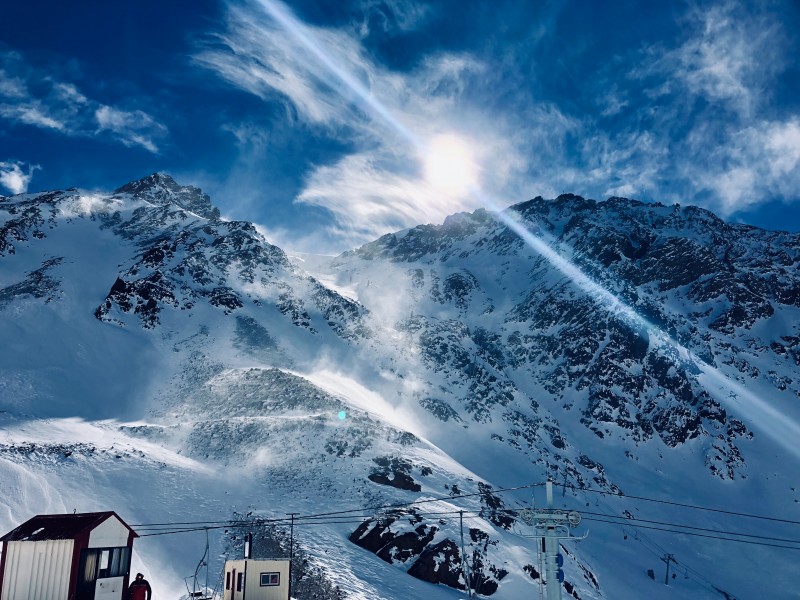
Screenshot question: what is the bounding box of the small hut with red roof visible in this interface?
[0,511,138,600]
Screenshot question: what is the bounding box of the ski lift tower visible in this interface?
[518,481,586,600]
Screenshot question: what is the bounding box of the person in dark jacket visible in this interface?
[127,573,152,600]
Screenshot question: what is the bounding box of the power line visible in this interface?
[581,510,800,545]
[132,481,544,529]
[137,509,494,538]
[133,481,799,534]
[135,483,793,600]
[566,484,800,526]
[134,480,800,552]
[582,517,800,550]
[560,484,731,596]
[130,474,800,599]
[139,508,800,551]
[126,475,800,600]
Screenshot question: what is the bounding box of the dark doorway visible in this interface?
[77,549,99,600]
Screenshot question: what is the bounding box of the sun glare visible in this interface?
[423,134,479,195]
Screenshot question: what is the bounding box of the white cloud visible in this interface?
[356,0,431,37]
[199,0,798,247]
[95,105,167,153]
[194,3,368,127]
[599,92,629,118]
[197,0,569,249]
[0,104,65,130]
[0,161,39,195]
[0,70,27,98]
[697,118,800,214]
[595,0,798,215]
[676,2,782,117]
[652,2,799,214]
[0,51,167,154]
[633,1,783,118]
[53,82,89,106]
[765,118,800,176]
[297,150,476,241]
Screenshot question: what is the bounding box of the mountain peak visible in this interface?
[114,172,179,194]
[114,172,220,220]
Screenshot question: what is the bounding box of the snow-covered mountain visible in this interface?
[1,174,798,599]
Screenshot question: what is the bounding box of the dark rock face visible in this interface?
[416,318,516,424]
[234,315,277,354]
[349,509,508,596]
[5,176,799,597]
[477,483,515,530]
[87,180,367,340]
[346,194,800,482]
[0,257,62,307]
[367,456,421,492]
[0,192,62,256]
[349,511,437,565]
[311,283,369,339]
[114,173,220,220]
[418,397,462,422]
[96,273,178,328]
[406,539,464,589]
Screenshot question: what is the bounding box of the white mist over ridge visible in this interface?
[1,175,799,599]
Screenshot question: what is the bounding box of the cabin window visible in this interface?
[236,572,243,591]
[226,572,231,590]
[260,572,280,586]
[109,547,131,577]
[94,547,132,579]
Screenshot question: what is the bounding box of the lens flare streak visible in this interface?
[485,197,800,458]
[253,0,417,146]
[255,0,800,462]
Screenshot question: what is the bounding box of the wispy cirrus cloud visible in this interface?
[297,151,450,238]
[95,105,168,154]
[0,51,168,154]
[690,118,800,214]
[197,0,799,250]
[355,0,431,37]
[195,0,569,248]
[619,0,800,215]
[0,160,39,195]
[646,1,783,118]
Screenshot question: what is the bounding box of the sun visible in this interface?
[422,134,479,195]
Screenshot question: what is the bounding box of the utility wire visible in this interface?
[566,484,800,526]
[136,483,790,599]
[132,481,544,529]
[134,481,799,532]
[566,484,733,597]
[138,510,494,537]
[583,517,800,550]
[133,479,800,567]
[139,508,800,550]
[135,511,464,532]
[580,510,800,545]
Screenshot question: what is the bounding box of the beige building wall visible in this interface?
[223,559,290,600]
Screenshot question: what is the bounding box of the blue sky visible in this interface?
[1,0,799,252]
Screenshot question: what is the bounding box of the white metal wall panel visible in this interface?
[95,576,125,600]
[1,539,72,600]
[88,517,128,548]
